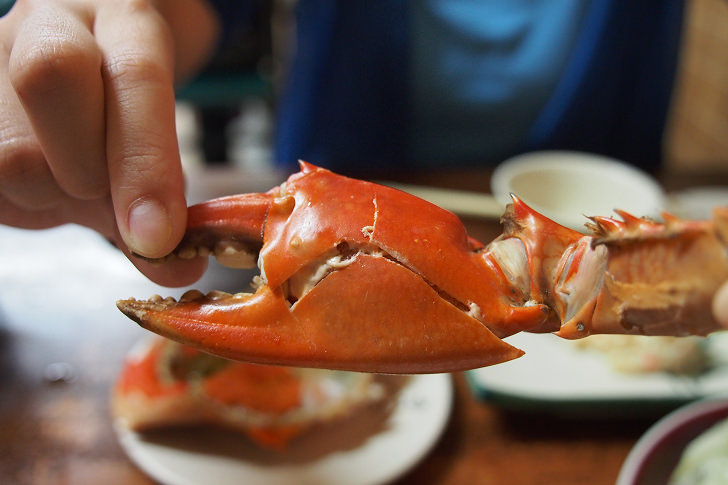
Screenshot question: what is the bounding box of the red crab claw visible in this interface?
[118,162,560,373]
[118,162,728,373]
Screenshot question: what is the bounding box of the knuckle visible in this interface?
[101,1,174,84]
[103,51,170,89]
[115,0,157,15]
[9,35,99,97]
[0,138,61,209]
[111,142,167,175]
[0,136,45,180]
[0,134,109,201]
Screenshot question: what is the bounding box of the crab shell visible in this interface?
[117,162,728,374]
[112,337,386,450]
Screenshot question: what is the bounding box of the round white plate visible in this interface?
[116,373,453,485]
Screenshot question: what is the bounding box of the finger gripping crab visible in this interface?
[117,162,728,373]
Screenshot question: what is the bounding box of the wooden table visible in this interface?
[1,165,725,485]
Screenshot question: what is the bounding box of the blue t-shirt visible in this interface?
[410,1,592,168]
[208,0,684,174]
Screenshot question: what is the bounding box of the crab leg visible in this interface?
[554,209,728,338]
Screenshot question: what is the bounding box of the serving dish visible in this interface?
[116,372,453,485]
[467,332,728,418]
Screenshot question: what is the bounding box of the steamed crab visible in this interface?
[117,162,728,373]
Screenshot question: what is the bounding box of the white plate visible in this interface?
[116,373,452,485]
[468,333,728,417]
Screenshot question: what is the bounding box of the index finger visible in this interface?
[95,1,187,259]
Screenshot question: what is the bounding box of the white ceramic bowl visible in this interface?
[617,395,728,485]
[491,151,666,231]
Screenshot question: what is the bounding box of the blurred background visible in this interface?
[664,0,728,172]
[174,0,728,176]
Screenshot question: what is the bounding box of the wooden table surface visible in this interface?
[1,165,726,485]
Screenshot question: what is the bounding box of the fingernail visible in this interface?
[127,197,172,257]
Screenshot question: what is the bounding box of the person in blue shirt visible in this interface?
[0,0,685,286]
[266,1,683,176]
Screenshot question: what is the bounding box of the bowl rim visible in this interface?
[616,394,728,485]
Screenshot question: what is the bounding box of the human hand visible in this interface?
[0,0,218,286]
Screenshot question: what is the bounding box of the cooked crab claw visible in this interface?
[118,162,542,373]
[117,162,728,374]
